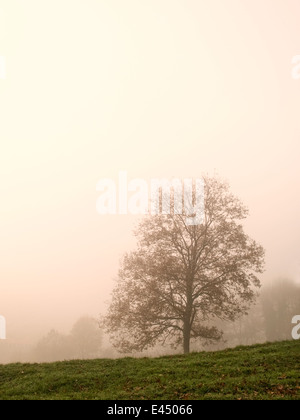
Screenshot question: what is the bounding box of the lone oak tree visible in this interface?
[104,177,265,354]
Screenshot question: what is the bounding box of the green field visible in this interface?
[0,341,299,400]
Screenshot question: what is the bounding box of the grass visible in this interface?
[0,340,299,400]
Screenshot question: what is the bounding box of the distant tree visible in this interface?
[104,176,265,354]
[34,330,72,362]
[222,303,265,347]
[33,317,103,362]
[71,317,103,359]
[261,279,300,342]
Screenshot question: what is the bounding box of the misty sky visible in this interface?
[0,0,300,345]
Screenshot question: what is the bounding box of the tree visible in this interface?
[261,279,300,342]
[104,176,265,354]
[33,330,73,362]
[71,316,103,359]
[33,317,103,362]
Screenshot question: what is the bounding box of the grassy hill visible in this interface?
[0,340,299,400]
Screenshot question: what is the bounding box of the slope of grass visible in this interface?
[0,341,299,400]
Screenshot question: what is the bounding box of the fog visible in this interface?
[0,0,300,363]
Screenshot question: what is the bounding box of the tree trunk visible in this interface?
[183,322,191,354]
[184,279,193,354]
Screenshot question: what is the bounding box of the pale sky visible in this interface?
[0,0,300,345]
